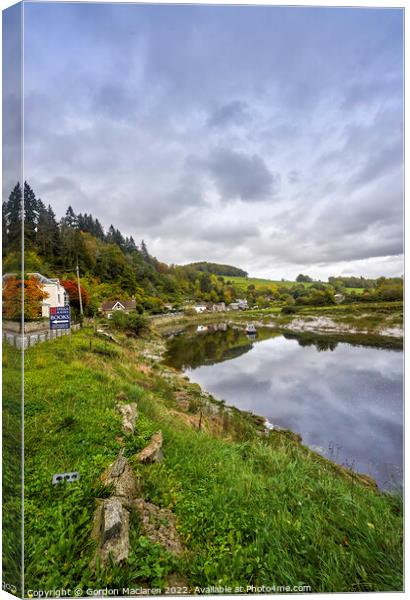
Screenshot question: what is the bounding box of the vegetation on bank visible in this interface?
[2,341,22,595]
[19,326,403,594]
[152,300,403,347]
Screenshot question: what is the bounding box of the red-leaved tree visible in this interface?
[60,279,89,311]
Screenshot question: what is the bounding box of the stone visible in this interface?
[92,497,130,566]
[137,431,163,464]
[102,497,123,543]
[134,498,183,557]
[102,450,139,498]
[116,402,138,434]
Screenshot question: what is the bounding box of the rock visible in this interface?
[137,431,163,464]
[134,498,183,557]
[102,450,139,498]
[95,329,121,344]
[102,497,123,542]
[116,402,138,434]
[92,497,130,566]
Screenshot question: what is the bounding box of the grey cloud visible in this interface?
[287,170,300,184]
[349,139,403,187]
[203,148,279,202]
[19,4,403,278]
[207,101,249,128]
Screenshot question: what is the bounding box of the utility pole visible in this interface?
[76,257,84,316]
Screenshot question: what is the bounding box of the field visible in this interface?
[12,325,403,593]
[222,276,314,291]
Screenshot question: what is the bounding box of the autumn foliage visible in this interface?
[60,279,89,310]
[2,276,49,321]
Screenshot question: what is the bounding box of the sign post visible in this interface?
[50,306,71,331]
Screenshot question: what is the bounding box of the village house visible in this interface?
[211,302,226,312]
[27,273,69,318]
[193,304,207,314]
[228,302,240,311]
[100,299,137,319]
[237,299,249,310]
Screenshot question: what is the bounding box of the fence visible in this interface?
[2,323,81,349]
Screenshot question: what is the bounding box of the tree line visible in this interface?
[2,182,249,315]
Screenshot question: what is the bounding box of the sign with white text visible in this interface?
[50,306,71,330]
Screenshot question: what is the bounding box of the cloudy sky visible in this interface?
[9,2,405,279]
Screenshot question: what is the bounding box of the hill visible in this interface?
[184,262,247,277]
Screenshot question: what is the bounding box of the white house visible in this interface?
[193,304,207,314]
[237,299,249,310]
[27,273,69,318]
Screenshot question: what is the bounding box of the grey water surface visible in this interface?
[165,327,403,490]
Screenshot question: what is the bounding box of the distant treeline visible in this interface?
[185,262,248,277]
[329,276,377,289]
[2,182,250,314]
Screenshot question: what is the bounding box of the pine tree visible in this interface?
[24,181,39,249]
[62,206,78,228]
[5,182,22,252]
[140,239,151,263]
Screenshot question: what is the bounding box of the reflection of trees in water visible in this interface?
[283,333,338,352]
[164,328,254,370]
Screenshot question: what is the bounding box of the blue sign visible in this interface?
[50,306,71,330]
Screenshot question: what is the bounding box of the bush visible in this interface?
[281,305,297,314]
[111,311,148,335]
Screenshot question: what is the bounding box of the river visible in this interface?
[164,324,403,490]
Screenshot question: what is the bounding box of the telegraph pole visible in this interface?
[76,257,84,316]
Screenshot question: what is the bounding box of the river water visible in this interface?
[164,325,403,490]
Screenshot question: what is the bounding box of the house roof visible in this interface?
[101,299,137,311]
[27,272,62,286]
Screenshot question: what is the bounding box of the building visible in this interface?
[193,304,207,314]
[228,302,240,311]
[211,302,226,312]
[237,299,249,310]
[100,299,137,318]
[27,273,69,318]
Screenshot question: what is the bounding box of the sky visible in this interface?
[5,2,404,280]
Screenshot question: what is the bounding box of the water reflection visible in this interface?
[165,327,403,490]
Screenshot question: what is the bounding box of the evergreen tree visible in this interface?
[24,181,39,249]
[62,206,78,228]
[140,239,150,263]
[5,182,22,252]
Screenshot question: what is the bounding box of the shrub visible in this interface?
[281,305,297,314]
[111,311,148,335]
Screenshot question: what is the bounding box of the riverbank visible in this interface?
[151,301,403,346]
[18,324,403,593]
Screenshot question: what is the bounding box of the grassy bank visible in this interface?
[19,326,403,594]
[152,301,403,347]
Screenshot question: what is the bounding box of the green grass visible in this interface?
[20,328,403,594]
[2,344,23,595]
[223,276,366,295]
[222,276,314,291]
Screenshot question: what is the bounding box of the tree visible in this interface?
[140,240,151,263]
[2,276,49,321]
[296,274,312,283]
[62,206,78,228]
[60,279,89,311]
[5,183,22,252]
[36,201,60,260]
[24,182,39,248]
